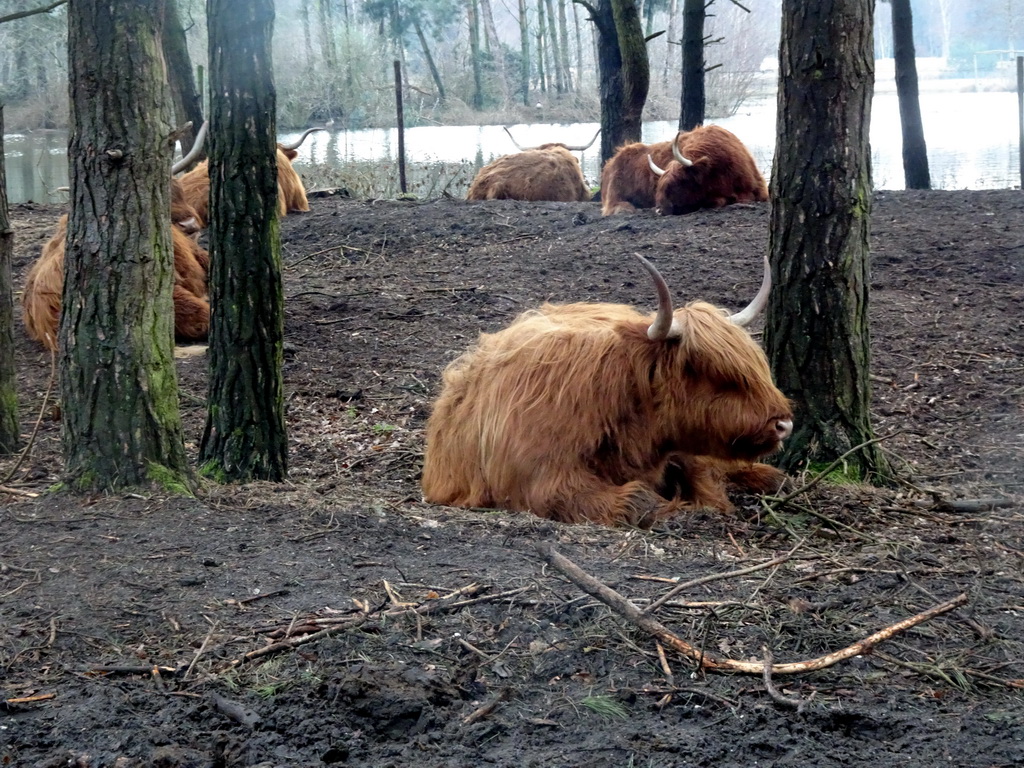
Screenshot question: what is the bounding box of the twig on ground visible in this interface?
[0,485,39,497]
[184,623,218,680]
[84,665,180,677]
[655,641,674,686]
[762,646,811,711]
[0,345,56,487]
[645,538,805,614]
[536,542,967,676]
[230,588,290,606]
[2,693,56,707]
[462,688,511,726]
[766,432,901,507]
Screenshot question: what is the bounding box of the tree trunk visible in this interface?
[413,16,446,103]
[537,0,548,93]
[163,0,205,158]
[468,0,485,109]
[679,0,705,130]
[557,0,573,91]
[545,0,566,93]
[662,0,678,87]
[765,0,889,480]
[519,0,531,105]
[573,0,584,93]
[0,105,18,454]
[892,0,930,189]
[590,0,648,166]
[479,0,507,99]
[318,0,337,67]
[62,0,194,493]
[200,0,287,482]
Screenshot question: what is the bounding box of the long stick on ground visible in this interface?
[536,542,967,676]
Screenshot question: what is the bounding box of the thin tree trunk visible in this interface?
[679,0,705,130]
[537,0,548,93]
[413,16,446,103]
[467,0,485,109]
[200,0,287,482]
[62,0,193,493]
[318,0,337,67]
[519,0,531,105]
[301,0,313,77]
[0,105,18,454]
[764,0,888,480]
[892,0,930,189]
[662,0,677,87]
[545,0,566,93]
[163,0,204,157]
[558,0,573,91]
[573,0,584,93]
[480,0,506,98]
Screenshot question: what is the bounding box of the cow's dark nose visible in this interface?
[776,419,793,440]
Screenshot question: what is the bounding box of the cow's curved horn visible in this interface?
[503,126,533,151]
[647,154,667,177]
[635,253,681,340]
[171,120,208,174]
[726,253,772,327]
[561,128,601,152]
[279,126,326,151]
[671,134,694,167]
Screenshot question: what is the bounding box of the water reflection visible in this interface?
[3,90,1021,204]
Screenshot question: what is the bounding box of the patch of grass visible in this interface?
[806,460,864,485]
[581,695,629,720]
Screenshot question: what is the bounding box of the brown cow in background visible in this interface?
[176,126,323,224]
[599,138,677,215]
[647,125,768,215]
[421,253,793,526]
[466,127,599,202]
[21,204,211,351]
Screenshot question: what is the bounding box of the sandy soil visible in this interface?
[1,190,1023,767]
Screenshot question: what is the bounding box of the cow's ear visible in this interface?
[282,148,299,161]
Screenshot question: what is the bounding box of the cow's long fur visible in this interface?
[421,298,793,526]
[177,146,310,224]
[22,213,210,351]
[467,144,591,202]
[652,125,768,215]
[600,140,676,215]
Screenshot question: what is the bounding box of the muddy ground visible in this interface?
[1,190,1023,767]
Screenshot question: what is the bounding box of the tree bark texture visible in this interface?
[587,0,648,166]
[0,105,19,453]
[62,0,193,492]
[162,0,205,159]
[679,0,705,130]
[200,0,287,482]
[765,0,889,480]
[545,0,566,93]
[892,0,930,189]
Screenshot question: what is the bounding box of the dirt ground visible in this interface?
[2,190,1023,767]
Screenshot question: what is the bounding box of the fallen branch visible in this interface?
[536,542,967,676]
[462,688,511,726]
[2,692,56,707]
[0,485,39,497]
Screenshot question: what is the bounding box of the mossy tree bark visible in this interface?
[199,0,287,483]
[162,0,205,159]
[61,0,194,493]
[679,0,705,131]
[891,0,930,189]
[577,0,648,166]
[0,104,19,454]
[764,0,889,481]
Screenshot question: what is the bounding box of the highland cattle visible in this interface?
[421,253,793,526]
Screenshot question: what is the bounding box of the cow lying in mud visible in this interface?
[421,253,793,526]
[466,127,600,202]
[176,126,323,225]
[601,125,767,216]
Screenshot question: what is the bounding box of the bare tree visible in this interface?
[890,0,930,189]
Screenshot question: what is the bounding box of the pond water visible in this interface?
[3,89,1021,205]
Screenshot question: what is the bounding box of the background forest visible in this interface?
[0,0,1021,133]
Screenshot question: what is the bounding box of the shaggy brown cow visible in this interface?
[421,254,794,526]
[647,125,768,215]
[466,127,599,202]
[599,139,677,215]
[21,202,211,351]
[176,127,322,224]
